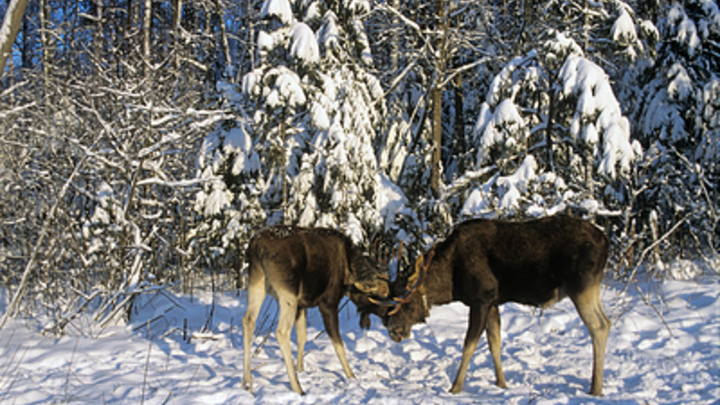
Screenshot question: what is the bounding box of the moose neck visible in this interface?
[420,245,454,307]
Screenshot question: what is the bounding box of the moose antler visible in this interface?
[369,245,435,315]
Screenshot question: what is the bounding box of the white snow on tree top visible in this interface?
[698,0,720,38]
[265,67,307,108]
[260,0,293,25]
[559,55,640,178]
[612,8,638,45]
[242,69,260,96]
[667,3,701,57]
[319,11,340,52]
[486,53,534,106]
[475,99,527,166]
[257,30,275,53]
[497,155,537,195]
[290,22,320,63]
[640,63,692,142]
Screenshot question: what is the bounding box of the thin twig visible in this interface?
[0,342,28,402]
[142,320,152,405]
[634,283,674,338]
[621,215,690,294]
[64,337,81,402]
[0,153,90,331]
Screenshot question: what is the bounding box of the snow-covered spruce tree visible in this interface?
[240,0,314,225]
[190,92,265,286]
[630,0,719,262]
[201,0,386,245]
[287,0,387,243]
[457,32,642,222]
[538,0,657,75]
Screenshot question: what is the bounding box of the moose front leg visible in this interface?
[277,296,304,395]
[571,283,610,396]
[319,304,356,379]
[450,303,491,394]
[242,269,266,393]
[295,308,307,372]
[486,304,506,388]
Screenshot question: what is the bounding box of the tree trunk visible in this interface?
[143,0,152,69]
[173,0,183,70]
[454,73,465,176]
[545,79,556,172]
[391,0,399,72]
[173,0,183,32]
[430,0,448,198]
[216,0,231,71]
[281,117,288,224]
[0,0,31,75]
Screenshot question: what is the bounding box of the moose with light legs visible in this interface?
[242,225,390,395]
[373,215,611,396]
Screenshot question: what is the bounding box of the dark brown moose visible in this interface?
[374,215,611,396]
[242,225,390,395]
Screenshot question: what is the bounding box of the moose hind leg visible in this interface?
[450,303,491,394]
[486,305,506,388]
[295,308,307,372]
[242,270,267,392]
[571,283,610,396]
[277,294,305,394]
[319,304,355,379]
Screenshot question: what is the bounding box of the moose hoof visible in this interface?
[241,380,253,393]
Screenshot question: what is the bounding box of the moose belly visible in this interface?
[504,287,567,309]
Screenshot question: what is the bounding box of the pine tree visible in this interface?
[286,0,386,243]
[631,0,719,259]
[198,0,388,244]
[457,32,642,220]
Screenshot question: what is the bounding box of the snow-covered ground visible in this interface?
[1,262,718,404]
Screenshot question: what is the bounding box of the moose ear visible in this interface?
[354,279,390,297]
[359,312,371,330]
[407,254,425,285]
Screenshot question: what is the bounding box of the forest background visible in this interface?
[0,0,717,333]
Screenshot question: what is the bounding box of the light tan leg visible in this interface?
[486,305,506,388]
[242,270,266,393]
[571,283,610,396]
[450,304,489,394]
[319,304,355,379]
[295,308,307,372]
[276,295,304,394]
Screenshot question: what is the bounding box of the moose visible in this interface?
[241,225,390,395]
[373,215,611,396]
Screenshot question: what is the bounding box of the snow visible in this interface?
[310,102,330,130]
[667,63,693,101]
[266,68,307,108]
[612,8,638,45]
[290,22,320,64]
[477,99,526,165]
[558,55,640,178]
[486,54,533,106]
[1,265,717,404]
[257,30,275,53]
[496,155,538,212]
[203,187,232,216]
[699,0,720,38]
[260,0,293,26]
[376,173,415,232]
[241,70,260,96]
[318,11,340,51]
[640,63,692,142]
[667,4,701,57]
